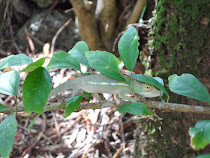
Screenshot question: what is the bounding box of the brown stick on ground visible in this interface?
[20,113,47,158]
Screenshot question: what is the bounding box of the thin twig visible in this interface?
[25,34,35,57]
[51,18,72,55]
[24,21,45,46]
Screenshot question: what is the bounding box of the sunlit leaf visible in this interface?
[0,54,32,69]
[21,57,46,72]
[68,41,90,67]
[118,26,140,71]
[86,51,125,81]
[47,52,80,70]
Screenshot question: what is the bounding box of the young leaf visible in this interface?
[83,91,92,102]
[196,154,210,158]
[189,120,210,150]
[85,51,126,81]
[0,54,32,69]
[68,41,90,67]
[127,73,169,99]
[118,26,140,71]
[0,115,17,158]
[65,94,84,118]
[28,114,41,132]
[21,57,46,72]
[0,103,7,112]
[0,70,20,96]
[23,67,52,114]
[47,52,81,70]
[169,74,210,102]
[118,102,153,115]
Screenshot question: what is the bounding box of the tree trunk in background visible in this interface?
[134,0,210,157]
[70,0,105,50]
[70,0,147,51]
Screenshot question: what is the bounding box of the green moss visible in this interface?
[150,0,209,77]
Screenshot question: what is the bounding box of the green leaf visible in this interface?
[83,91,92,102]
[127,73,169,99]
[28,114,41,132]
[85,51,126,81]
[118,26,140,71]
[0,70,20,96]
[196,154,210,158]
[118,102,153,115]
[189,120,210,150]
[68,41,90,67]
[0,54,33,69]
[65,94,84,118]
[47,52,81,70]
[168,74,210,102]
[23,67,52,114]
[0,103,7,112]
[0,115,17,158]
[21,57,46,72]
[153,77,164,96]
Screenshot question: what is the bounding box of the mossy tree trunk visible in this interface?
[134,0,210,157]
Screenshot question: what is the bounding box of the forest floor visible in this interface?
[0,54,139,158]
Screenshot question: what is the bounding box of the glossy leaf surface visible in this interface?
[47,52,80,70]
[21,57,46,72]
[0,54,32,69]
[118,26,139,71]
[23,67,52,114]
[86,51,125,81]
[68,41,90,67]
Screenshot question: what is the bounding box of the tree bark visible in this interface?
[95,0,118,50]
[70,0,105,50]
[134,0,210,157]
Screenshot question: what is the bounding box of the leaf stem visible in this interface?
[79,70,84,76]
[130,71,135,93]
[15,96,18,116]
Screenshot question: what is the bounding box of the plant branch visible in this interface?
[2,100,210,115]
